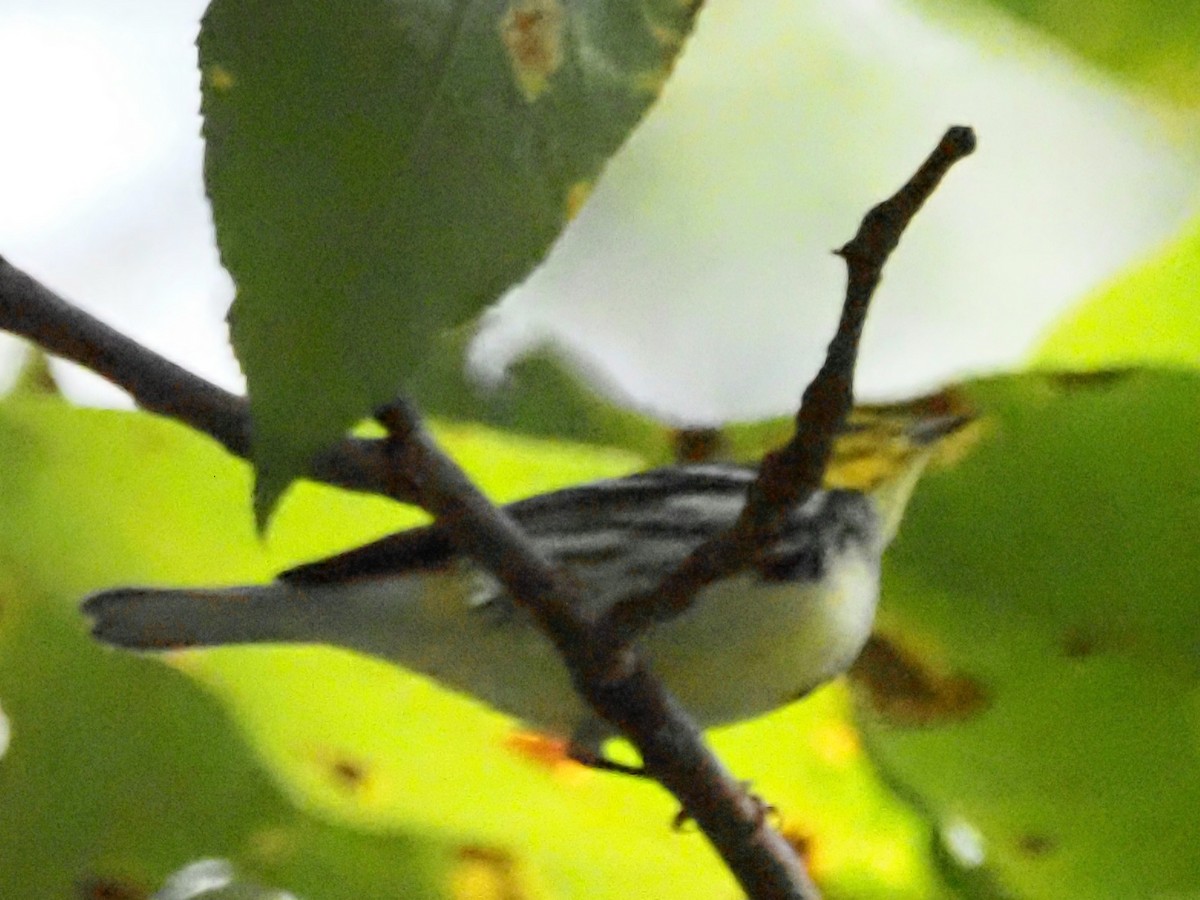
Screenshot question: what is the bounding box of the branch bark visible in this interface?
[0,125,975,900]
[0,256,820,899]
[599,126,977,647]
[0,258,419,503]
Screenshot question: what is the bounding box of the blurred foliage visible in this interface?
[5,0,1199,897]
[0,402,451,900]
[199,0,704,519]
[0,395,946,899]
[1035,213,1200,371]
[406,332,676,465]
[921,0,1200,108]
[6,371,1195,899]
[854,370,1200,898]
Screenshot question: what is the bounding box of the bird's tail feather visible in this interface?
[83,584,312,651]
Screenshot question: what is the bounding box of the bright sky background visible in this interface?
[1,0,1196,424]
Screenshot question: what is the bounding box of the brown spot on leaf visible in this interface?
[505,730,568,766]
[564,180,592,221]
[780,825,833,884]
[450,845,531,900]
[780,826,814,864]
[850,633,990,727]
[1016,832,1056,857]
[310,746,375,796]
[329,756,367,791]
[77,876,148,900]
[1041,368,1135,392]
[1061,623,1134,659]
[1061,625,1102,659]
[499,0,565,102]
[503,730,588,785]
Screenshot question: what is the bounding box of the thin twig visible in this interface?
[599,126,976,646]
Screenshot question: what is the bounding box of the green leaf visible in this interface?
[200,0,704,520]
[0,396,949,898]
[1034,215,1200,371]
[851,370,1200,898]
[407,330,675,464]
[5,346,61,399]
[0,424,450,899]
[920,0,1200,107]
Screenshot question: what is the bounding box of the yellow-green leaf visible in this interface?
[1035,215,1200,372]
[0,395,947,898]
[853,370,1200,898]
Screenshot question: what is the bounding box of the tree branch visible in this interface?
[0,257,420,503]
[371,399,821,898]
[0,125,975,900]
[0,266,818,900]
[599,126,976,646]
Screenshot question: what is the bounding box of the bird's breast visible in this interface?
[641,549,881,729]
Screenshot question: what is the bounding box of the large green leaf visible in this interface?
[0,395,948,898]
[200,0,704,519]
[0,404,450,899]
[1034,215,1200,371]
[852,370,1200,898]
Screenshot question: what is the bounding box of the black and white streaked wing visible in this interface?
[278,462,877,622]
[280,464,759,587]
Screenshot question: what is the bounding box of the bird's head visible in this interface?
[824,396,980,548]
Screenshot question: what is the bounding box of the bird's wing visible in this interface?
[279,464,757,586]
[279,525,456,585]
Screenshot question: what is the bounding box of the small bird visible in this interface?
[83,412,969,756]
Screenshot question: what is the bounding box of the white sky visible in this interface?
[1,0,1196,424]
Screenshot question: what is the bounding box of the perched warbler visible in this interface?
[83,410,969,754]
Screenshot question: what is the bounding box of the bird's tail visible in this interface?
[82,574,445,665]
[83,583,329,652]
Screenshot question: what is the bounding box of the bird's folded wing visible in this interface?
[279,464,758,585]
[279,525,456,584]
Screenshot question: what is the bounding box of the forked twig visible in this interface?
[0,126,975,900]
[600,126,976,647]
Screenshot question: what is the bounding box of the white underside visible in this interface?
[298,547,882,739]
[90,535,883,744]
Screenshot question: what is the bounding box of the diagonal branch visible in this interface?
[599,126,976,647]
[0,125,975,900]
[371,399,821,899]
[0,257,419,504]
[0,266,819,900]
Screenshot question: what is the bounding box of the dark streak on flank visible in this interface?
[1061,626,1102,659]
[454,844,526,900]
[780,826,816,870]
